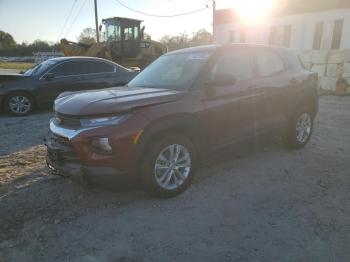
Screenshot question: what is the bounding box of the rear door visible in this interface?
[83,60,132,87]
[200,47,259,148]
[252,49,291,133]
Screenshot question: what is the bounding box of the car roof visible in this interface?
[45,56,130,70]
[47,56,117,64]
[166,43,293,55]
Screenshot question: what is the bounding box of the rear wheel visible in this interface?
[5,92,34,116]
[283,108,313,149]
[141,134,196,198]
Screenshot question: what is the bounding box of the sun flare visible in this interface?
[233,0,276,24]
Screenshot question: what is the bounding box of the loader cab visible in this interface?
[103,17,143,59]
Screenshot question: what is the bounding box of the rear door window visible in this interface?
[84,61,115,74]
[255,50,285,77]
[209,49,253,82]
[50,60,116,77]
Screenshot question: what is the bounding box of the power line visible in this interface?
[56,0,78,43]
[114,0,209,18]
[63,0,88,39]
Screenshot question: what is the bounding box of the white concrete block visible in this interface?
[343,63,350,77]
[328,51,344,64]
[311,64,326,77]
[305,62,312,70]
[299,51,312,63]
[320,77,337,91]
[343,50,350,63]
[326,64,341,77]
[301,61,311,70]
[317,76,323,89]
[345,78,350,86]
[311,51,329,64]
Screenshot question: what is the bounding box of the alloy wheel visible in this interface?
[154,144,191,190]
[9,95,31,114]
[296,113,312,143]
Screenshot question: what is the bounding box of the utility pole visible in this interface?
[94,0,100,43]
[212,0,216,42]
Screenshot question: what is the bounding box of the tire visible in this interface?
[140,134,197,198]
[283,107,314,149]
[5,92,34,116]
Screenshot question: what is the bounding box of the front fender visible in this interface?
[136,113,207,162]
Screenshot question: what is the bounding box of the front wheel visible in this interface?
[283,109,314,149]
[5,93,34,116]
[141,134,196,198]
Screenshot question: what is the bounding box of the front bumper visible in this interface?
[45,119,140,184]
[46,155,129,184]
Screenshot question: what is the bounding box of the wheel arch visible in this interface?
[136,113,207,162]
[3,90,37,108]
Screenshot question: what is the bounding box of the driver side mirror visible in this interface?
[43,73,55,81]
[205,74,236,87]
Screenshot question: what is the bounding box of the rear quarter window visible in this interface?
[255,50,285,77]
[283,50,306,71]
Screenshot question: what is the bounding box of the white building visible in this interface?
[213,0,350,91]
[213,0,350,50]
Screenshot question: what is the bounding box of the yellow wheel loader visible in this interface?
[60,17,167,69]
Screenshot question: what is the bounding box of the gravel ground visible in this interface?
[0,96,349,262]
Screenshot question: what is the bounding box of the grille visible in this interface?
[55,113,81,128]
[46,131,81,165]
[49,132,71,148]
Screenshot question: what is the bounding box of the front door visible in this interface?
[36,61,88,103]
[200,48,258,149]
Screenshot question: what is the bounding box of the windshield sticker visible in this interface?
[187,53,210,60]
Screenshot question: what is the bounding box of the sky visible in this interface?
[0,0,234,44]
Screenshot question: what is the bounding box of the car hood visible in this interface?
[0,74,29,82]
[55,86,185,116]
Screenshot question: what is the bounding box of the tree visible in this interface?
[190,29,213,46]
[160,32,190,51]
[31,39,50,52]
[160,29,213,51]
[77,28,97,45]
[0,31,16,49]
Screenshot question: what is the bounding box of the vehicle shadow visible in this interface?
[0,133,288,244]
[197,134,286,182]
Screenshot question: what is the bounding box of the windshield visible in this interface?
[127,52,211,90]
[24,60,57,76]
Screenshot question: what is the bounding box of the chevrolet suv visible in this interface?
[45,44,318,198]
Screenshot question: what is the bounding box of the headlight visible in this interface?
[80,115,128,127]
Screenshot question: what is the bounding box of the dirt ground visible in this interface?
[0,96,349,262]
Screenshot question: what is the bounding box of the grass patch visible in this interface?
[0,62,34,70]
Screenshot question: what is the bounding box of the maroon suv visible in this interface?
[46,44,318,197]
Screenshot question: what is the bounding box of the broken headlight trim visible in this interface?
[91,137,112,154]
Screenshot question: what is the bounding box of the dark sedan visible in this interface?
[0,57,137,116]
